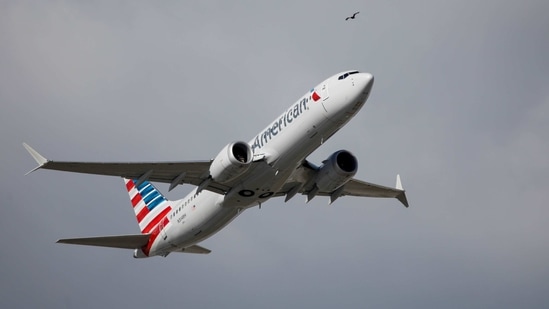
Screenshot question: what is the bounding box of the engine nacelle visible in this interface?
[210,141,253,184]
[315,150,358,192]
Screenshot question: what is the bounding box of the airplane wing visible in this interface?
[320,177,409,207]
[279,160,409,207]
[24,143,408,207]
[57,234,150,249]
[23,143,229,194]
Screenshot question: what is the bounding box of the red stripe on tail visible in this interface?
[136,206,149,223]
[131,194,142,208]
[142,216,170,256]
[125,179,135,192]
[142,206,172,234]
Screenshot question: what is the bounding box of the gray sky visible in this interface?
[1,1,548,308]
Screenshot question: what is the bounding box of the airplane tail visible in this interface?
[56,180,209,257]
[124,178,172,234]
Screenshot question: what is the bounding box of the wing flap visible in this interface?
[57,234,150,249]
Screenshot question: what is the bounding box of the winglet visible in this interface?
[396,174,403,190]
[395,174,409,208]
[23,143,48,175]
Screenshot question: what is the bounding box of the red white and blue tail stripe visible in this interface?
[124,178,172,234]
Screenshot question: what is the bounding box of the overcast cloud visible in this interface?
[1,1,548,308]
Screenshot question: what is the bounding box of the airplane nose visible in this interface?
[359,72,374,93]
[321,71,374,118]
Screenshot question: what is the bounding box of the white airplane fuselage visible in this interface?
[148,71,374,257]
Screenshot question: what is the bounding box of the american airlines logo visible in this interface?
[251,94,314,152]
[311,89,321,102]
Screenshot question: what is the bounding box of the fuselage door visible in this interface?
[321,83,329,101]
[320,83,330,114]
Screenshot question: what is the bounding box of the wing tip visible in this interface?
[397,192,409,208]
[396,174,403,190]
[23,143,49,175]
[395,174,409,207]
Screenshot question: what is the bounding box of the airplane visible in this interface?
[24,70,408,258]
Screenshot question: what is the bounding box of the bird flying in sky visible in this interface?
[345,11,360,20]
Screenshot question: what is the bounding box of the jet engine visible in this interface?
[209,141,253,184]
[315,150,358,192]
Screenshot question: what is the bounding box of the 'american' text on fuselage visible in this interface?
[251,97,309,152]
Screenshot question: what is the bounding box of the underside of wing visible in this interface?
[57,234,150,249]
[333,178,409,207]
[278,160,409,207]
[178,244,211,254]
[23,143,230,194]
[41,160,226,190]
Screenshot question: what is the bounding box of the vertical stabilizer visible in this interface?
[124,178,172,234]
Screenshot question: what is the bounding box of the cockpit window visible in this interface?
[338,71,360,80]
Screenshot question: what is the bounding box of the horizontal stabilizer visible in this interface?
[57,234,150,249]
